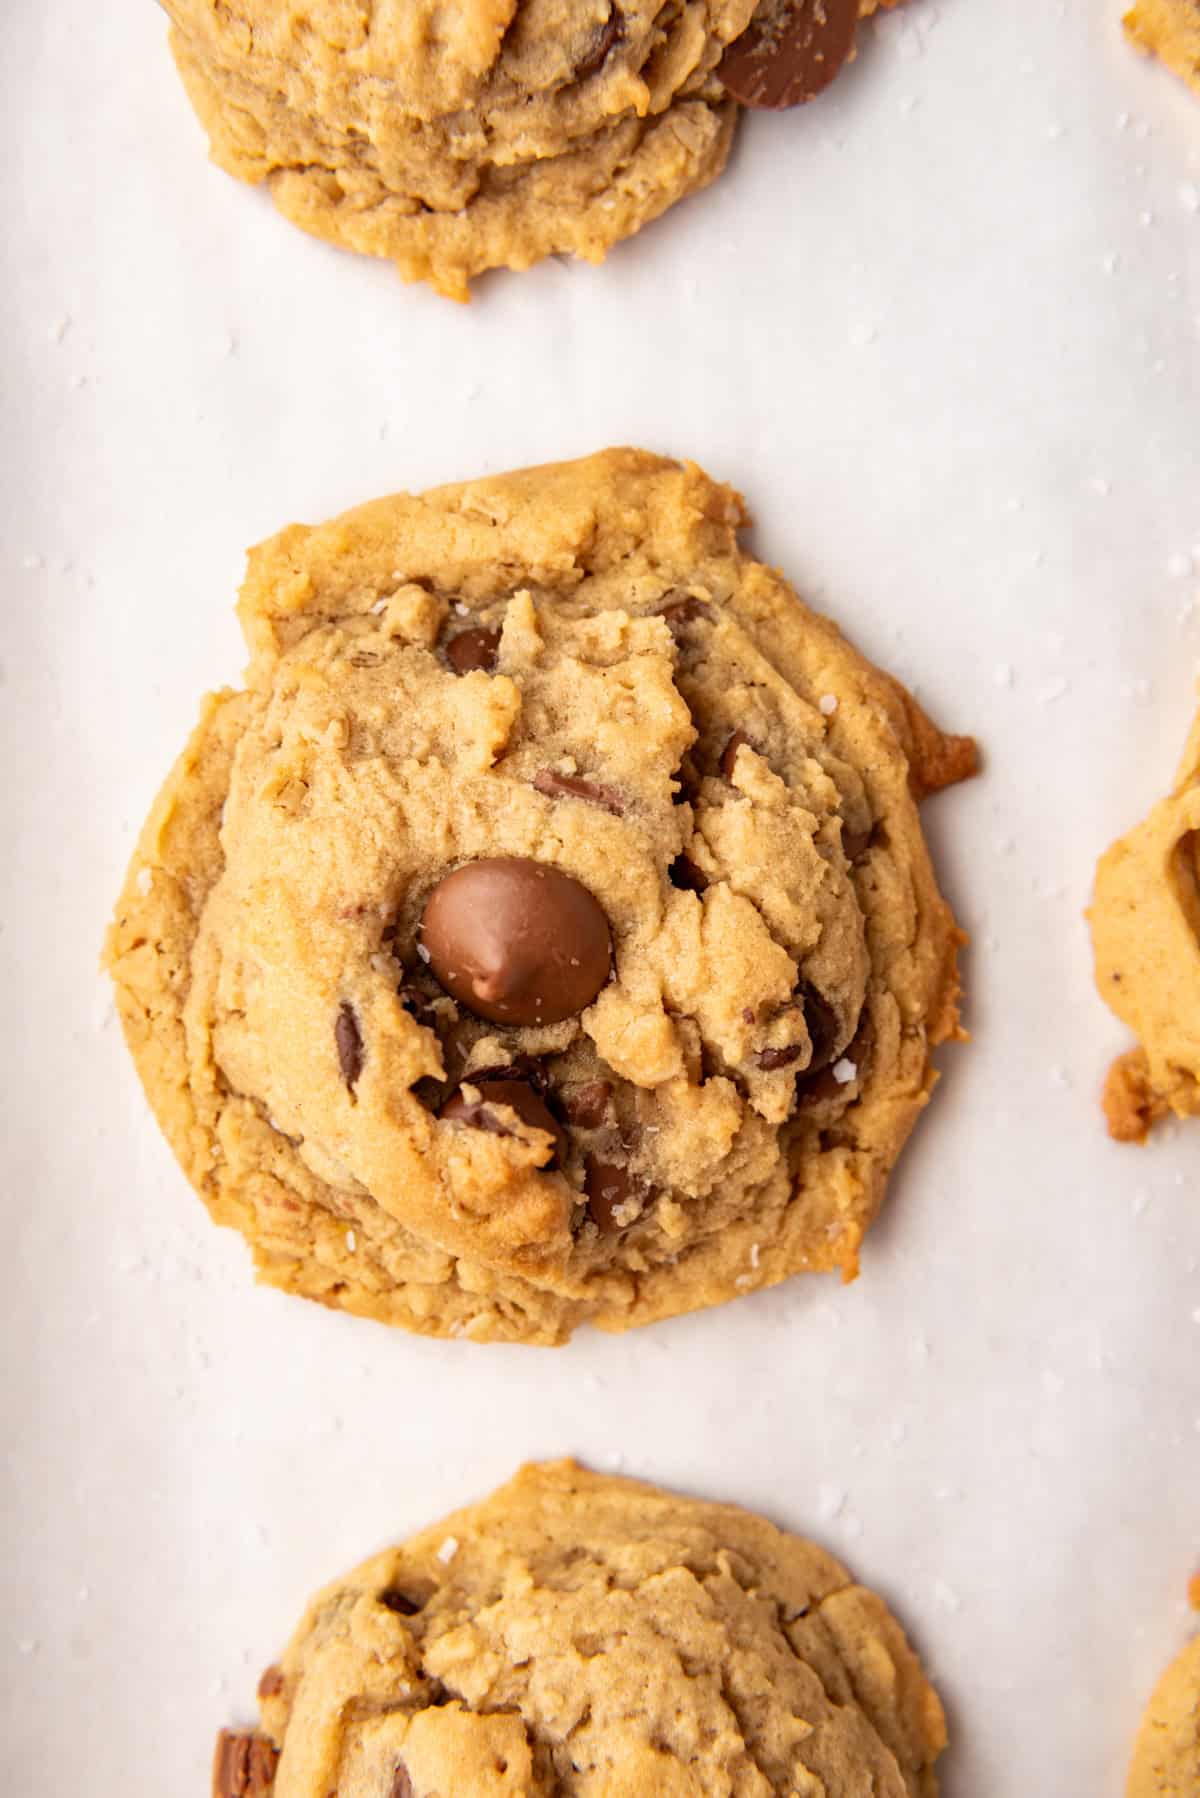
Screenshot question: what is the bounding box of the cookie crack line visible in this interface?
[104,449,974,1345]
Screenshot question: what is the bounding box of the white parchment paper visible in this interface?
[2,2,1199,1791]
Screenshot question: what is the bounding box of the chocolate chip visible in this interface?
[212,1730,279,1798]
[841,823,874,863]
[798,981,841,1073]
[445,625,501,675]
[562,1080,612,1129]
[585,1156,641,1232]
[420,857,612,1027]
[719,0,859,109]
[440,1078,569,1168]
[390,1768,415,1798]
[669,853,709,893]
[720,730,753,781]
[335,1003,364,1089]
[757,1043,805,1071]
[378,1586,424,1616]
[659,596,715,636]
[256,1665,285,1701]
[532,768,625,816]
[576,4,624,77]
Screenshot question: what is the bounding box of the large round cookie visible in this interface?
[1128,1633,1200,1797]
[1090,703,1200,1141]
[105,448,975,1345]
[162,0,902,301]
[213,1460,948,1797]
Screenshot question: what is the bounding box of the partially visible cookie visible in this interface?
[1128,1631,1200,1797]
[162,0,905,300]
[105,448,974,1345]
[1090,703,1200,1141]
[213,1460,948,1798]
[1125,0,1200,95]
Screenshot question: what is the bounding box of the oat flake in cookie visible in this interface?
[104,449,975,1345]
[215,1460,948,1797]
[161,0,906,301]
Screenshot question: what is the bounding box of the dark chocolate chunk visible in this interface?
[256,1665,285,1701]
[757,1042,805,1071]
[335,1002,364,1089]
[212,1730,279,1798]
[532,768,625,816]
[719,0,859,109]
[585,1156,640,1232]
[378,1586,424,1616]
[720,730,754,781]
[659,595,716,636]
[445,625,501,675]
[420,857,612,1027]
[441,1078,569,1168]
[562,1080,613,1129]
[576,4,624,77]
[669,853,709,893]
[798,980,841,1073]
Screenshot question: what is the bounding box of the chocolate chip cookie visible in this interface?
[213,1460,948,1797]
[1089,705,1200,1141]
[1125,0,1200,95]
[1127,1631,1200,1797]
[105,448,975,1345]
[162,0,904,301]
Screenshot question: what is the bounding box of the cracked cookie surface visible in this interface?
[105,448,974,1345]
[1125,0,1200,95]
[162,0,901,300]
[1090,704,1200,1142]
[215,1460,947,1798]
[1127,1632,1200,1798]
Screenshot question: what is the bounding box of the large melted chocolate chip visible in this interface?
[336,1002,364,1088]
[445,625,500,675]
[213,1730,279,1798]
[421,857,612,1027]
[440,1078,569,1168]
[576,4,624,77]
[532,768,625,817]
[719,0,859,109]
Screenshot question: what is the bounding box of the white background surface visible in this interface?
[2,1,1199,1792]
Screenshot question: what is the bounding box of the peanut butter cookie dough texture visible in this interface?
[162,0,905,300]
[105,449,975,1345]
[212,1461,948,1798]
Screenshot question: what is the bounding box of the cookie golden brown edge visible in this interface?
[212,1460,948,1798]
[105,448,975,1345]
